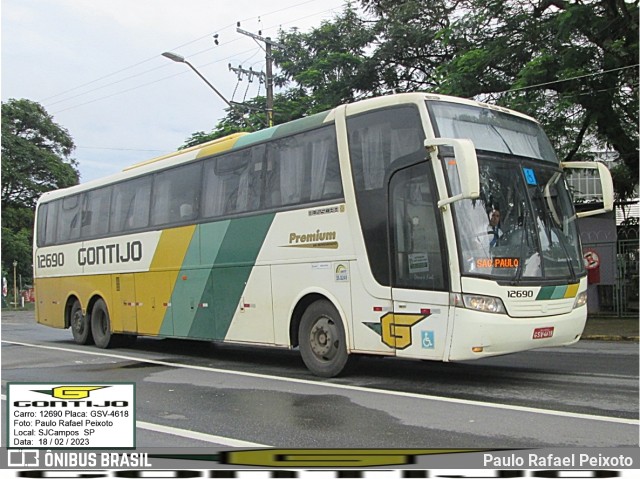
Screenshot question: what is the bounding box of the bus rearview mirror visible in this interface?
[424,138,480,208]
[561,161,614,218]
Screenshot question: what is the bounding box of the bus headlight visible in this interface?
[461,293,506,314]
[574,291,587,308]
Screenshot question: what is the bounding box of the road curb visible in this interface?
[582,334,639,342]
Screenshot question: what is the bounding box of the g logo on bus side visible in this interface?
[365,312,431,349]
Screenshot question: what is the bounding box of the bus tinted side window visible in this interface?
[82,187,112,238]
[56,195,81,244]
[265,125,341,208]
[151,162,202,226]
[202,146,264,218]
[110,176,152,233]
[347,106,425,286]
[37,201,58,247]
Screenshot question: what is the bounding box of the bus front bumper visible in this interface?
[447,306,587,361]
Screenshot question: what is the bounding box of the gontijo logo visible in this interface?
[33,386,106,400]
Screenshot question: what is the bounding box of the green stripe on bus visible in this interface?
[536,285,575,300]
[549,285,567,299]
[536,286,555,300]
[159,221,232,338]
[188,213,275,340]
[271,111,331,139]
[232,127,277,149]
[231,111,331,150]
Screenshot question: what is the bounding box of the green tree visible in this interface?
[279,0,638,181]
[362,0,638,177]
[183,0,638,195]
[179,4,376,148]
[275,4,377,110]
[1,98,79,282]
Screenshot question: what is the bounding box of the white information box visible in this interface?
[8,383,135,449]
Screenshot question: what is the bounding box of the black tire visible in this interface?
[90,299,114,348]
[299,299,349,377]
[69,300,93,345]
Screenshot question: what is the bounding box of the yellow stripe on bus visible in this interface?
[134,225,197,335]
[564,283,579,298]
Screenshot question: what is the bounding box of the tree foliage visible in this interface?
[274,4,378,109]
[1,98,79,281]
[434,0,638,176]
[185,0,638,190]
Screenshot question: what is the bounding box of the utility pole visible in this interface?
[265,40,274,128]
[236,26,284,127]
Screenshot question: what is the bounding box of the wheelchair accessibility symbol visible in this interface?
[421,330,435,349]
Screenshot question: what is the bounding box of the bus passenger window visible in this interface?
[42,201,59,246]
[151,162,201,226]
[81,187,112,238]
[110,176,151,232]
[265,125,341,209]
[347,105,425,286]
[203,148,262,218]
[57,195,81,243]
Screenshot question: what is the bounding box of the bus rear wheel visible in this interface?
[70,300,93,345]
[91,299,114,348]
[299,300,349,377]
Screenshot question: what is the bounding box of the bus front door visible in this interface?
[388,162,450,360]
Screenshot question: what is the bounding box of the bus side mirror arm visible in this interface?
[424,138,480,209]
[561,161,614,218]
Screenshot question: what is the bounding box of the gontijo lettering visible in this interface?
[78,241,142,265]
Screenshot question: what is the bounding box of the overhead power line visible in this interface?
[50,48,258,115]
[76,146,170,153]
[40,0,340,106]
[497,64,639,95]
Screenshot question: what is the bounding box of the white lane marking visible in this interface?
[3,339,638,426]
[136,421,268,447]
[0,393,268,447]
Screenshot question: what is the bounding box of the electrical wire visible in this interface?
[40,0,343,106]
[496,64,639,95]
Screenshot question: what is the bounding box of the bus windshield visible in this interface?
[429,100,558,163]
[449,159,584,281]
[428,101,584,282]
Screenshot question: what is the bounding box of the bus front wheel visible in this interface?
[70,300,93,345]
[299,300,349,377]
[91,299,114,349]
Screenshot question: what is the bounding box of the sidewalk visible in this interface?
[582,316,639,341]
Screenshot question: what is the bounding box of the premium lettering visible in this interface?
[289,230,336,244]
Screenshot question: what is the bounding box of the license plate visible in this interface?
[533,327,554,339]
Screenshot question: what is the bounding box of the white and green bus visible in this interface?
[33,93,613,377]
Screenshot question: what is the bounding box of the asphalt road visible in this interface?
[2,310,638,448]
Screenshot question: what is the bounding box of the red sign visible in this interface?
[583,249,600,270]
[533,327,554,339]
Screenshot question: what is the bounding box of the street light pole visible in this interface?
[162,52,232,108]
[12,261,17,310]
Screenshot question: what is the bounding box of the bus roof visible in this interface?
[36,93,538,204]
